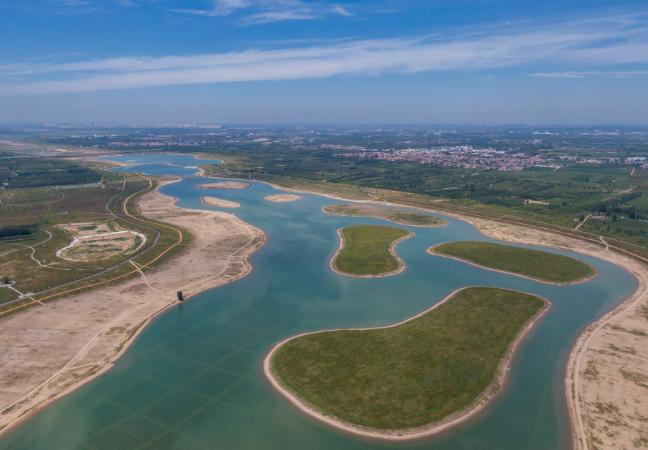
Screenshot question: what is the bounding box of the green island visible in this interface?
[432,241,595,284]
[268,287,547,435]
[332,225,411,276]
[324,204,447,227]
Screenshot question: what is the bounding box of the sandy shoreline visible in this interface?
[264,286,550,441]
[329,227,413,278]
[322,205,448,228]
[0,177,266,436]
[201,195,240,208]
[265,194,302,203]
[427,244,597,286]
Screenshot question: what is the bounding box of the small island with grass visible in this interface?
[324,204,447,227]
[331,224,412,277]
[265,287,548,440]
[430,241,595,284]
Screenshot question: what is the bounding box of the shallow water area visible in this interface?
[0,153,636,450]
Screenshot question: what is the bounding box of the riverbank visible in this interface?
[259,178,648,449]
[0,178,266,436]
[264,287,550,441]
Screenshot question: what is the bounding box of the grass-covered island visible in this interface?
[265,287,548,439]
[324,204,447,227]
[431,241,595,284]
[332,225,412,277]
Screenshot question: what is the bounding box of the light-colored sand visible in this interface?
[201,196,240,208]
[264,194,302,203]
[197,181,250,190]
[330,227,413,278]
[0,178,265,435]
[264,286,550,441]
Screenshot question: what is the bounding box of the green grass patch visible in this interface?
[333,225,409,275]
[433,241,594,283]
[271,287,546,431]
[324,204,446,227]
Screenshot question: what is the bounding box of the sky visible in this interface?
[0,0,647,125]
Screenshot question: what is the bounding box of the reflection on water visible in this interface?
[0,154,636,450]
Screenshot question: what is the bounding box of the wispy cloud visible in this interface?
[531,70,648,79]
[172,0,353,24]
[1,13,648,95]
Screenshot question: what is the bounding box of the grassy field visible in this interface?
[433,241,595,283]
[333,225,410,276]
[0,169,189,313]
[324,204,447,227]
[270,287,547,431]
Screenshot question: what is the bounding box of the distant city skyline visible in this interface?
[1,1,648,124]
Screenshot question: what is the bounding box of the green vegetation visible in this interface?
[324,204,446,227]
[271,287,546,431]
[333,225,409,276]
[0,157,100,188]
[0,166,189,312]
[433,241,595,283]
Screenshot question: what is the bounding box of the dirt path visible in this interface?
[0,178,266,436]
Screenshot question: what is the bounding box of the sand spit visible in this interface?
[202,196,240,208]
[0,178,265,436]
[197,181,250,190]
[264,194,302,203]
[264,287,550,441]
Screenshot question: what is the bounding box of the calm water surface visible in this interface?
[0,154,636,450]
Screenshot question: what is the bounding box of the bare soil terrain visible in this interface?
[197,181,250,190]
[0,179,265,435]
[201,195,240,208]
[264,194,302,202]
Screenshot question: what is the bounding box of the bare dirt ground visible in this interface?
[197,181,250,190]
[0,179,265,435]
[461,217,648,450]
[202,195,240,208]
[264,194,302,203]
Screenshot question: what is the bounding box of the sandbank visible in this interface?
[201,195,240,208]
[265,194,302,203]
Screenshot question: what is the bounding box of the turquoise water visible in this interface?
[0,154,636,450]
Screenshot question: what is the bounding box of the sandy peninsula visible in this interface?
[197,181,250,190]
[0,178,265,436]
[264,286,550,441]
[202,195,240,208]
[264,194,302,203]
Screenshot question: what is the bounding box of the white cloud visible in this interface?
[1,14,648,94]
[531,70,648,79]
[172,0,352,24]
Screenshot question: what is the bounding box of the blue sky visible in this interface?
[1,0,647,124]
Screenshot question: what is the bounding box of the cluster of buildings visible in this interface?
[335,146,560,171]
